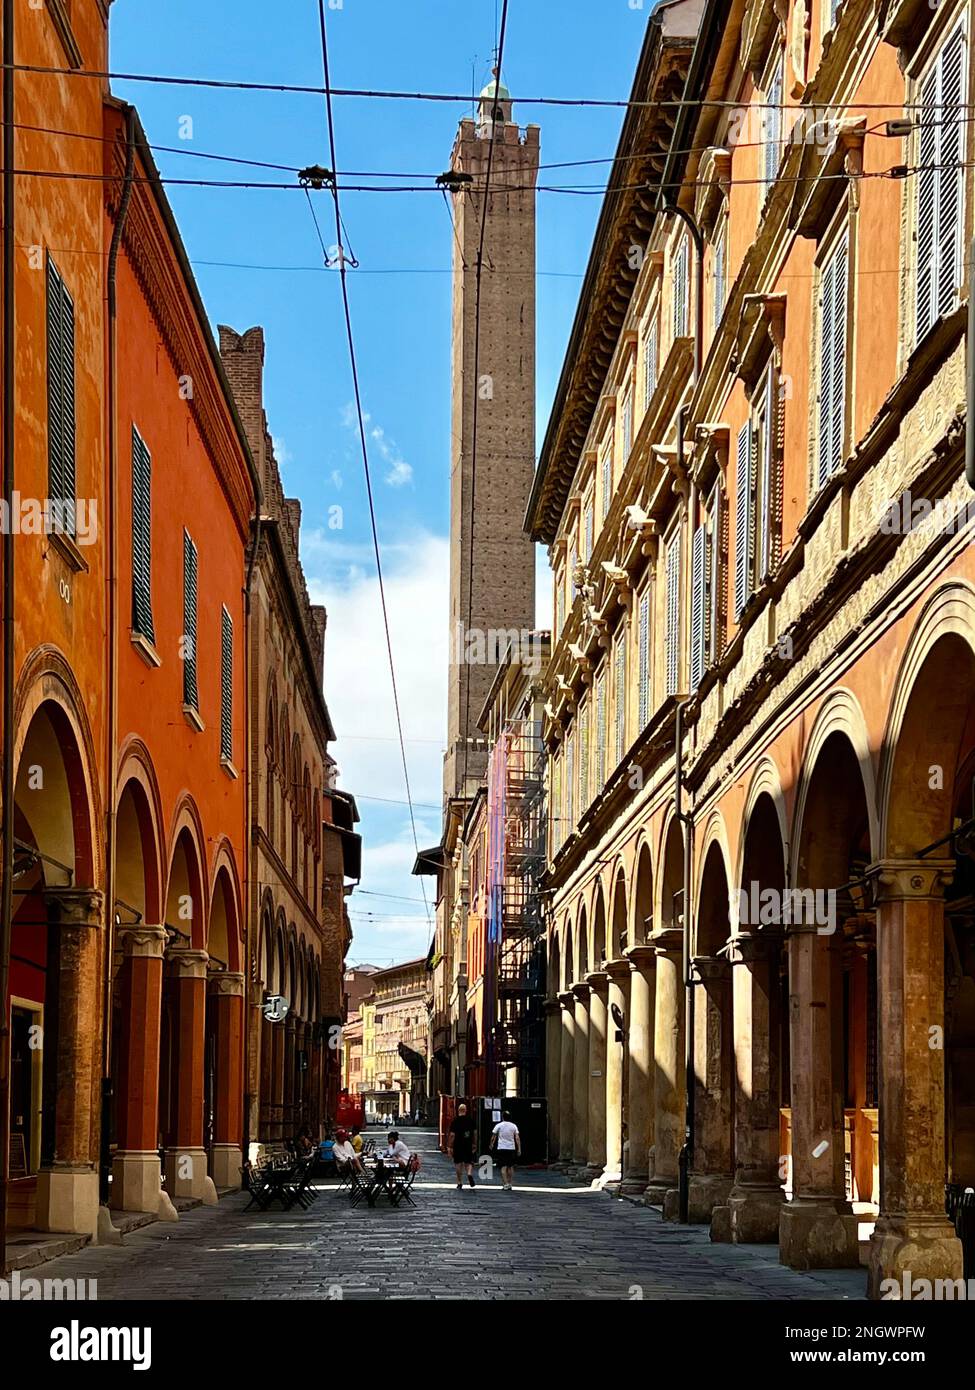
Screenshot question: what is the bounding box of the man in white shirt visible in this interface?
[383,1132,411,1169]
[332,1129,363,1175]
[490,1112,521,1191]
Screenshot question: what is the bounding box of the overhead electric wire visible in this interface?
[312,0,431,933]
[3,58,974,112]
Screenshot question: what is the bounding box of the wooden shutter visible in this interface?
[916,62,939,341]
[622,388,633,462]
[937,26,966,322]
[46,258,76,531]
[552,755,562,853]
[601,446,612,520]
[579,699,589,811]
[690,524,706,692]
[614,630,626,765]
[673,239,688,339]
[584,500,594,560]
[644,317,658,407]
[596,669,607,789]
[707,484,722,664]
[565,733,575,833]
[817,233,848,487]
[734,422,753,621]
[666,527,682,697]
[638,587,650,729]
[763,54,784,192]
[220,608,233,760]
[712,225,726,331]
[131,427,154,642]
[759,369,777,580]
[183,530,199,710]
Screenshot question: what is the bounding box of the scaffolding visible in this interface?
[485,717,547,1096]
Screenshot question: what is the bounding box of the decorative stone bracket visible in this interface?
[734,293,787,391]
[741,0,788,78]
[695,148,732,235]
[787,116,866,238]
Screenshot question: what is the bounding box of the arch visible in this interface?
[576,906,589,980]
[562,919,574,992]
[280,706,291,787]
[14,655,100,886]
[657,811,684,932]
[610,863,628,958]
[879,581,975,857]
[590,880,607,969]
[695,809,733,924]
[790,688,879,887]
[208,839,243,972]
[630,838,653,946]
[265,679,278,761]
[697,837,732,957]
[115,738,165,926]
[164,816,207,951]
[549,929,562,994]
[737,757,789,889]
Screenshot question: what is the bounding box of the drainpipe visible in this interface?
[0,0,15,1276]
[241,506,262,1171]
[966,235,975,489]
[101,105,138,1205]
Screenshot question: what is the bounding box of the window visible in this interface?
[915,22,967,344]
[756,365,780,579]
[707,482,724,666]
[595,667,607,790]
[621,385,634,463]
[552,754,562,852]
[131,427,154,643]
[816,229,849,486]
[665,526,682,697]
[637,585,651,728]
[556,565,566,635]
[584,496,594,561]
[690,522,707,693]
[182,530,200,710]
[712,217,728,331]
[46,256,76,532]
[613,628,626,765]
[578,698,590,812]
[673,238,689,339]
[600,444,612,521]
[644,316,658,408]
[565,732,575,832]
[734,421,755,621]
[220,607,233,760]
[762,48,785,197]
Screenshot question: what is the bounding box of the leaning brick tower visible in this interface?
[442,72,540,807]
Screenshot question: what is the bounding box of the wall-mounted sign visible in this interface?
[263,994,289,1023]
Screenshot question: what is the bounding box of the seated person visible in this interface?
[350,1127,364,1155]
[294,1125,316,1157]
[332,1129,362,1175]
[319,1134,336,1174]
[380,1131,411,1171]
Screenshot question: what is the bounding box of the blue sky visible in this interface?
[111,0,648,965]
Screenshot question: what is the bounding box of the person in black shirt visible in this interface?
[448,1102,477,1190]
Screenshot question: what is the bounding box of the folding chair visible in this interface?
[388,1155,420,1208]
[348,1168,372,1208]
[243,1162,276,1212]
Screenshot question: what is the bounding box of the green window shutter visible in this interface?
[220,607,233,760]
[183,530,199,710]
[46,258,77,535]
[131,427,154,643]
[46,259,64,510]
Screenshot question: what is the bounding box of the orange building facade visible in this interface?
[1,0,353,1255]
[530,0,974,1295]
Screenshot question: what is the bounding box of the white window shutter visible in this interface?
[673,240,688,339]
[829,236,848,477]
[645,318,658,407]
[690,524,706,692]
[734,422,752,621]
[937,27,966,321]
[601,447,612,520]
[916,64,940,342]
[818,235,847,487]
[763,55,784,193]
[666,527,682,697]
[614,632,626,764]
[638,589,650,729]
[759,369,776,580]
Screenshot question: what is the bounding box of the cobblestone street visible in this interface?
[35,1131,866,1301]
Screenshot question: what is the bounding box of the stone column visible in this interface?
[544,996,562,1160]
[585,971,609,1180]
[622,945,655,1196]
[603,960,630,1189]
[209,972,245,1188]
[556,990,575,1167]
[570,982,591,1173]
[779,922,858,1269]
[271,1014,285,1141]
[246,997,263,1159]
[111,924,168,1214]
[688,955,734,1222]
[36,888,104,1236]
[723,930,786,1243]
[283,1011,297,1138]
[645,927,684,1209]
[164,949,214,1202]
[867,860,963,1297]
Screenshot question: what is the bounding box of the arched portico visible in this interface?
[646,814,684,1208]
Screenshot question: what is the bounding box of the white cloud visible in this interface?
[339,400,414,488]
[307,532,448,961]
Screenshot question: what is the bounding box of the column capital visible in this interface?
[728,929,775,964]
[649,926,683,956]
[693,953,729,981]
[43,886,104,927]
[117,923,168,959]
[585,970,610,994]
[209,970,245,997]
[543,995,561,1016]
[167,947,209,979]
[624,942,657,972]
[571,981,591,1002]
[604,957,631,981]
[870,858,954,902]
[557,989,575,1011]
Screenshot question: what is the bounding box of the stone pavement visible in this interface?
[34,1129,867,1300]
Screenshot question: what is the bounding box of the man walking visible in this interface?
[448,1101,477,1190]
[489,1110,521,1191]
